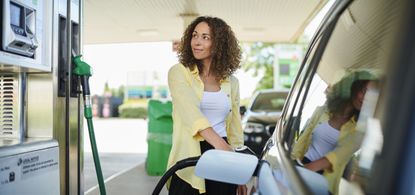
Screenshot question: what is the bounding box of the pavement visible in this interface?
[83,118,167,195]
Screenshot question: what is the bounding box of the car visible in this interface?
[240,89,288,156]
[194,0,415,194]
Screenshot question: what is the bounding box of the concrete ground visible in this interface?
[86,163,167,195]
[84,152,147,191]
[83,118,167,194]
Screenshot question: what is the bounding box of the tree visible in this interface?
[104,81,110,94]
[111,85,125,99]
[242,42,276,91]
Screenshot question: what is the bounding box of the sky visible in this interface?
[83,0,334,100]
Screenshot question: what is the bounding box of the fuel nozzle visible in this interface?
[72,51,92,96]
[72,51,93,119]
[71,52,106,195]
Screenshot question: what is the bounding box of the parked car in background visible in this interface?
[241,89,288,156]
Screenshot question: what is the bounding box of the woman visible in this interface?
[291,71,377,194]
[167,16,246,195]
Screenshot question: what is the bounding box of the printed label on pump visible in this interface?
[0,147,59,187]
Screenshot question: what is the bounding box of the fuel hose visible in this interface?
[73,53,107,195]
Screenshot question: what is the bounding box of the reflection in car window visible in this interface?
[280,26,341,153]
[288,0,403,193]
[298,74,328,132]
[280,36,323,139]
[291,68,377,194]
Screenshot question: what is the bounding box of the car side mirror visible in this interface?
[195,150,258,185]
[240,105,247,116]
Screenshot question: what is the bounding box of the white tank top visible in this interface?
[304,121,340,161]
[200,90,231,137]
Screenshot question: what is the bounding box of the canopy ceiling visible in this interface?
[84,0,328,44]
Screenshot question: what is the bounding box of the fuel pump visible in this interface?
[72,53,107,195]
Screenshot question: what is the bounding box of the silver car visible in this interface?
[195,0,415,194]
[241,89,288,156]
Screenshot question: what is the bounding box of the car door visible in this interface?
[255,0,415,194]
[252,1,350,194]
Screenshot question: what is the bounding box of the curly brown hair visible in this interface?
[326,70,377,116]
[178,16,242,80]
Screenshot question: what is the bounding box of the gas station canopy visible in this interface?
[84,0,328,44]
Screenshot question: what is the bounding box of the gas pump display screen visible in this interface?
[10,3,23,28]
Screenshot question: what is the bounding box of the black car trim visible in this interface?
[369,1,415,194]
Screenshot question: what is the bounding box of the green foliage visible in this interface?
[240,98,250,107]
[111,85,125,99]
[256,63,274,90]
[119,103,147,119]
[104,81,110,93]
[242,42,276,91]
[101,80,125,99]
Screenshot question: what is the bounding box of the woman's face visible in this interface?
[191,22,213,63]
[352,82,369,110]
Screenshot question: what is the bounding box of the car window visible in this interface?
[261,30,334,194]
[287,0,404,194]
[297,74,327,133]
[280,21,340,149]
[251,92,288,112]
[279,35,323,146]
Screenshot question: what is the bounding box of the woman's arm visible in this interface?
[291,106,328,160]
[324,120,360,172]
[199,127,233,151]
[168,64,234,150]
[306,119,359,173]
[304,157,332,172]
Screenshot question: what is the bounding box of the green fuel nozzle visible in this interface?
[72,52,93,119]
[72,53,92,96]
[71,52,107,195]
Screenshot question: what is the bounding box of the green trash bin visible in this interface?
[146,99,173,176]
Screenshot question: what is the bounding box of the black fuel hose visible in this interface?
[80,76,91,95]
[152,156,200,195]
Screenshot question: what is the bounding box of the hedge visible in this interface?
[119,103,148,119]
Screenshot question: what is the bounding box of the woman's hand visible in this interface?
[199,127,233,151]
[237,185,247,195]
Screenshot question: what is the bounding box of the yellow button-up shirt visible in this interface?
[291,106,360,195]
[167,63,244,193]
